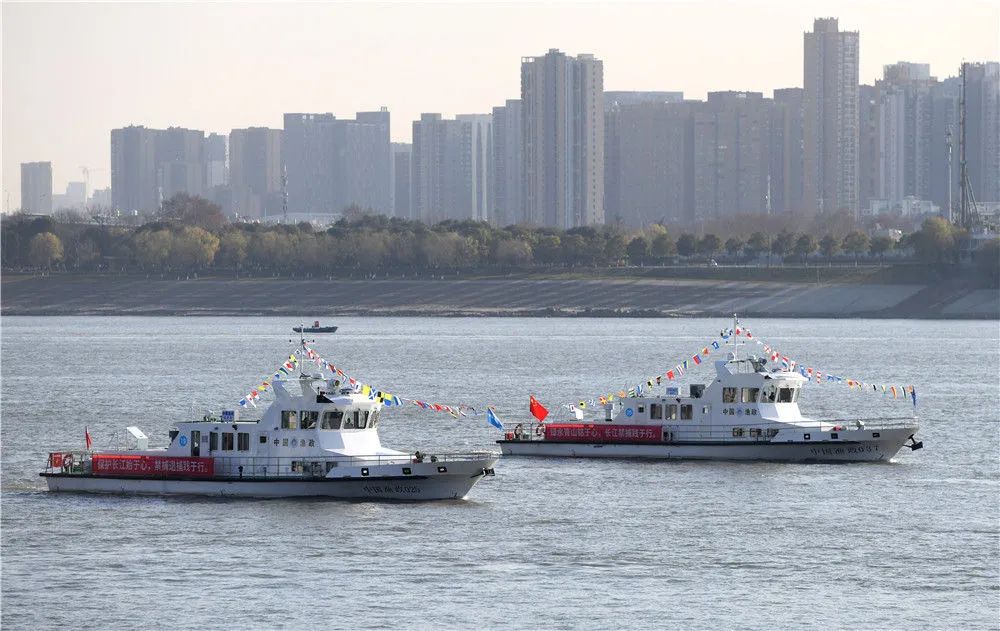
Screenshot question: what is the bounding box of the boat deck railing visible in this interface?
[42,451,498,479]
[504,417,918,442]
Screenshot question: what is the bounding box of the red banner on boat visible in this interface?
[92,455,214,478]
[544,424,662,443]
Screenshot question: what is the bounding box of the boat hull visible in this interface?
[498,428,918,463]
[42,458,498,500]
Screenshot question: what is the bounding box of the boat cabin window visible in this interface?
[650,403,663,420]
[637,405,645,414]
[357,411,370,429]
[237,432,250,451]
[321,410,343,430]
[369,409,380,428]
[722,387,738,403]
[760,386,778,403]
[222,432,234,451]
[741,388,760,403]
[666,404,678,420]
[259,433,268,444]
[300,411,319,429]
[342,411,358,430]
[778,387,796,403]
[680,404,693,420]
[209,431,219,452]
[281,410,298,430]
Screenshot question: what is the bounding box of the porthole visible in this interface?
[403,467,412,475]
[831,433,839,439]
[437,466,447,473]
[872,432,880,438]
[803,433,811,440]
[361,467,369,477]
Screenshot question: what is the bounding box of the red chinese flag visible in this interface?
[529,395,549,422]
[85,426,93,450]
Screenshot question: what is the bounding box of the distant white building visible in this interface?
[89,187,112,208]
[866,196,939,216]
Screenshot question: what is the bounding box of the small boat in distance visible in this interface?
[41,339,498,500]
[500,317,923,463]
[293,321,338,334]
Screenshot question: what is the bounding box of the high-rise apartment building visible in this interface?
[521,49,604,228]
[962,62,1000,203]
[858,84,882,213]
[692,92,774,218]
[20,162,53,214]
[771,88,805,213]
[604,100,694,226]
[491,100,523,227]
[229,127,283,218]
[282,109,391,215]
[928,77,961,215]
[411,113,480,223]
[353,110,393,214]
[391,143,412,219]
[456,114,492,222]
[874,63,936,208]
[604,91,686,224]
[803,17,860,215]
[204,133,228,190]
[156,127,206,201]
[111,126,159,213]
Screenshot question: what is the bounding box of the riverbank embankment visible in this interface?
[2,273,996,318]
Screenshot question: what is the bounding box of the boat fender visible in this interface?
[504,432,513,440]
[62,453,74,472]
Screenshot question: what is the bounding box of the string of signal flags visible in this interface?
[565,324,917,411]
[237,346,506,430]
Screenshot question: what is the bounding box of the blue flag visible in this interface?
[911,387,917,407]
[487,408,504,430]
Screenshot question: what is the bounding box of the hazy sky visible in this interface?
[3,1,998,209]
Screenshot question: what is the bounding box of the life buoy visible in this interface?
[62,453,74,472]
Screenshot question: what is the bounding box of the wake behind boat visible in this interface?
[42,339,498,500]
[500,317,923,463]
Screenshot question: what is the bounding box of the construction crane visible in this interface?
[957,62,982,231]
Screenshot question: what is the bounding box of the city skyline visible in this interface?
[3,1,998,207]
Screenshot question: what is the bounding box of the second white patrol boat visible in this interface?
[499,319,922,463]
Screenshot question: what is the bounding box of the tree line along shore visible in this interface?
[3,194,998,288]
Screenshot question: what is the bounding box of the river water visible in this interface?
[1,317,997,629]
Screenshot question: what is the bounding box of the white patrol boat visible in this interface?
[41,344,499,500]
[499,320,923,463]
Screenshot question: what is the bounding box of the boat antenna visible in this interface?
[290,323,315,377]
[731,313,742,360]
